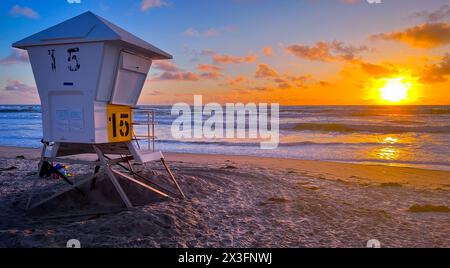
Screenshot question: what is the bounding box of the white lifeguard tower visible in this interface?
[13,11,184,210]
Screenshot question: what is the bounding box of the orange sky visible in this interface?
[1,0,449,105]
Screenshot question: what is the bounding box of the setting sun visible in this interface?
[379,78,411,103]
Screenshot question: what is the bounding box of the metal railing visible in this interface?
[132,107,155,152]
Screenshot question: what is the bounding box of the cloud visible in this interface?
[204,28,220,37]
[356,60,396,78]
[371,23,450,48]
[0,48,29,65]
[67,0,82,4]
[141,0,168,11]
[412,5,450,23]
[182,26,236,37]
[221,75,248,87]
[150,62,223,81]
[152,71,200,81]
[147,90,163,96]
[213,53,257,64]
[196,64,223,79]
[9,5,39,19]
[254,63,311,89]
[318,81,331,87]
[420,54,450,84]
[199,49,217,56]
[255,64,278,78]
[3,80,36,93]
[339,0,360,3]
[200,71,223,80]
[273,74,311,90]
[262,46,273,57]
[182,46,218,62]
[152,61,180,72]
[197,64,222,72]
[286,41,368,62]
[182,27,200,37]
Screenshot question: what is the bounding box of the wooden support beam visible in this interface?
[111,169,169,198]
[93,146,133,209]
[161,158,185,198]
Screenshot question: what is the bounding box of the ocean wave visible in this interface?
[151,139,408,147]
[0,106,41,113]
[292,123,450,134]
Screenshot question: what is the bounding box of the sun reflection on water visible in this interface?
[372,136,401,161]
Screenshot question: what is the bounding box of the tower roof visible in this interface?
[13,11,172,60]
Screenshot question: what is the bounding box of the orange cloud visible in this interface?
[222,75,248,87]
[274,74,311,90]
[255,64,278,78]
[420,54,450,84]
[200,71,223,80]
[213,53,257,64]
[262,46,273,56]
[197,64,222,72]
[286,41,368,62]
[152,61,180,72]
[254,63,311,89]
[371,22,450,48]
[152,71,200,81]
[356,60,397,78]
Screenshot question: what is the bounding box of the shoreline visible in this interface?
[0,145,449,191]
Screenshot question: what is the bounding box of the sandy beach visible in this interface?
[0,146,449,248]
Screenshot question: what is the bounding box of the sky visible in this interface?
[0,0,449,105]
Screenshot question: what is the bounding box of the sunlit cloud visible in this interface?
[0,48,29,65]
[182,26,237,37]
[420,53,450,84]
[152,71,200,81]
[197,64,222,72]
[253,63,311,90]
[152,61,181,72]
[182,27,200,37]
[255,64,278,78]
[221,75,248,87]
[339,0,360,4]
[371,22,450,48]
[354,60,397,78]
[200,71,223,80]
[262,46,273,57]
[411,4,450,23]
[204,28,220,37]
[140,0,168,12]
[147,90,163,96]
[2,80,36,93]
[286,41,368,62]
[9,5,39,19]
[213,53,257,64]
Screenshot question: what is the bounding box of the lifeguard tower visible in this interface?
[13,11,184,210]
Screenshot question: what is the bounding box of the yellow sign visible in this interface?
[107,104,132,142]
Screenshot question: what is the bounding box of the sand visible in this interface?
[0,146,449,248]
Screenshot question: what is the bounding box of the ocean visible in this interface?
[0,105,449,171]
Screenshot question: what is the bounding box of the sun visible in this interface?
[379,78,411,103]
